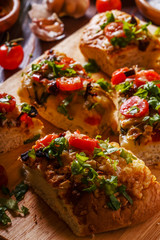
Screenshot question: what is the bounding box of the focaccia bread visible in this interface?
[112,66,160,165]
[18,49,117,137]
[19,130,160,236]
[80,10,160,77]
[0,93,43,153]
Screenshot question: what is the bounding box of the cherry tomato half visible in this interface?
[96,0,122,13]
[34,133,58,150]
[135,70,160,87]
[0,93,16,113]
[0,42,24,70]
[20,113,33,128]
[56,76,83,91]
[69,134,100,152]
[120,96,149,118]
[111,67,129,85]
[0,165,8,188]
[104,22,125,41]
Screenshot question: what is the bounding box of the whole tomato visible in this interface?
[96,0,122,13]
[0,40,24,70]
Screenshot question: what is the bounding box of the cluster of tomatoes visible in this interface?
[111,68,160,118]
[34,131,100,154]
[0,93,33,127]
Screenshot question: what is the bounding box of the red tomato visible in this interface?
[0,42,24,70]
[32,73,42,82]
[84,115,102,125]
[104,22,125,41]
[20,113,33,127]
[34,133,58,150]
[55,57,75,70]
[0,165,8,188]
[96,0,122,13]
[69,134,100,152]
[111,67,129,85]
[0,93,16,113]
[120,96,149,118]
[56,76,83,91]
[135,70,160,87]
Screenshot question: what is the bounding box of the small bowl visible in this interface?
[0,0,20,32]
[135,0,160,25]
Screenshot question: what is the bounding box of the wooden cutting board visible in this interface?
[1,24,160,240]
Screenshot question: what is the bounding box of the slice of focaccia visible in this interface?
[18,49,117,137]
[79,10,160,77]
[0,93,43,153]
[19,130,160,236]
[112,67,160,165]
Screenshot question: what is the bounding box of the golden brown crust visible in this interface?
[18,50,117,137]
[20,131,160,236]
[80,10,160,76]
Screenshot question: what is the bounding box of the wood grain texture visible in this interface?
[0,24,160,240]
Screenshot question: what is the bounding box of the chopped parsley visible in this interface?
[21,102,31,114]
[43,137,69,166]
[115,81,133,93]
[0,182,29,226]
[134,82,160,114]
[31,59,77,79]
[143,114,160,126]
[28,148,36,160]
[71,152,91,176]
[120,148,136,164]
[24,134,40,145]
[83,59,100,73]
[96,78,112,92]
[71,151,133,210]
[57,95,73,120]
[107,194,121,210]
[127,106,140,115]
[100,12,115,30]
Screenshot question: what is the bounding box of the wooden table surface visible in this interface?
[0,0,148,83]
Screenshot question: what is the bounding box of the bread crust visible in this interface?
[19,131,160,236]
[18,50,117,137]
[0,118,43,153]
[80,10,160,76]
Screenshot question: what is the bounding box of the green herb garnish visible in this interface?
[28,148,36,160]
[43,137,69,166]
[127,106,140,115]
[120,148,136,164]
[83,59,100,73]
[118,185,133,204]
[96,78,112,92]
[143,113,160,126]
[100,12,115,30]
[24,134,40,145]
[107,194,121,210]
[0,182,29,226]
[57,95,73,120]
[11,182,29,202]
[115,81,133,93]
[21,102,32,114]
